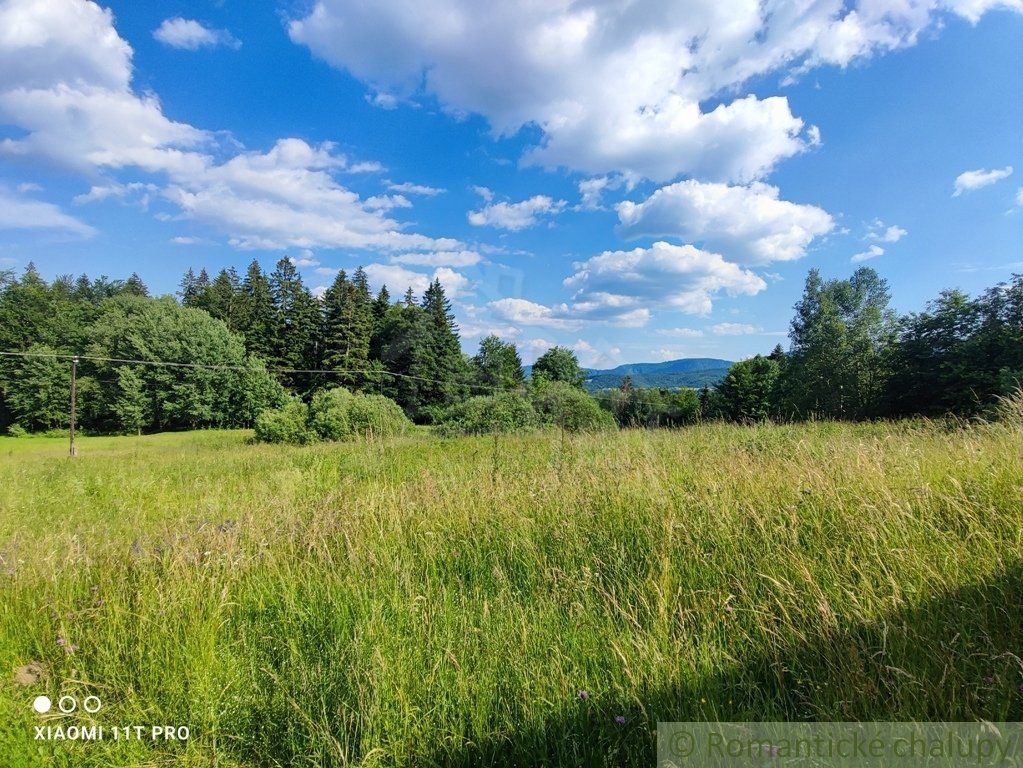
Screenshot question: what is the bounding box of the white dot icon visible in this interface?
[33,695,51,714]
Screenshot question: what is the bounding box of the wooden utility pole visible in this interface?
[69,355,78,457]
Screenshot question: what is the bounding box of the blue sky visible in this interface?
[0,0,1020,366]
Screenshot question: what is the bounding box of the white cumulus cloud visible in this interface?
[866,220,907,243]
[488,298,581,330]
[361,263,472,299]
[468,195,566,231]
[288,0,1020,184]
[153,18,240,51]
[564,241,766,317]
[0,0,459,255]
[616,180,834,265]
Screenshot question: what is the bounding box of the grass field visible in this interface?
[1,420,1022,766]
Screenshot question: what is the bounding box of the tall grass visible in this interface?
[1,420,1021,766]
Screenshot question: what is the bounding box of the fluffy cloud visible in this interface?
[564,241,766,316]
[153,18,240,50]
[288,0,1019,183]
[0,186,94,236]
[616,181,833,265]
[360,263,472,299]
[488,298,581,331]
[1017,188,1023,207]
[851,244,885,263]
[458,321,522,340]
[161,139,457,251]
[953,166,1014,196]
[577,177,610,211]
[468,195,566,230]
[0,0,456,254]
[867,220,907,243]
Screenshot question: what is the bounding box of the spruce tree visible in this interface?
[420,279,470,407]
[239,261,276,363]
[205,268,243,332]
[269,258,320,392]
[179,269,199,305]
[322,269,374,389]
[124,273,149,297]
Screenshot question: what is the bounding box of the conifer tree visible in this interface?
[238,260,276,363]
[269,258,320,391]
[205,268,243,332]
[420,279,470,407]
[322,269,374,389]
[124,273,149,297]
[179,269,200,305]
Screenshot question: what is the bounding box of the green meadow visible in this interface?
[1,420,1021,766]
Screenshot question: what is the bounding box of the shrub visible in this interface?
[254,400,312,444]
[310,388,355,440]
[531,380,616,432]
[6,423,27,438]
[297,388,411,443]
[436,392,539,436]
[346,393,412,438]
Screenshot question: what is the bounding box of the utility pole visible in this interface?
[69,355,78,457]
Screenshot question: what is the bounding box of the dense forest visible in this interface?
[0,258,1020,435]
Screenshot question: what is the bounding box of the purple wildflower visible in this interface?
[577,690,590,700]
[614,715,626,725]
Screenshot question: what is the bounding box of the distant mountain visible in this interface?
[524,357,734,392]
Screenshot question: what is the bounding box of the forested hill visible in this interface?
[587,358,733,391]
[524,358,733,391]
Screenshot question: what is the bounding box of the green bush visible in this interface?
[254,400,312,444]
[309,388,355,440]
[436,392,538,436]
[262,387,411,444]
[531,380,616,432]
[345,393,412,438]
[6,423,27,438]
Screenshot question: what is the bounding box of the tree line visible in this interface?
[1,259,1021,435]
[699,267,1023,424]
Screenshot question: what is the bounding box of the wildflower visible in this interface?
[577,689,590,700]
[614,715,626,725]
